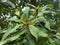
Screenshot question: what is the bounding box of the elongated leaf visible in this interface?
[26,35,36,45]
[39,31,48,37]
[22,7,30,19]
[1,0,7,2]
[2,24,22,41]
[29,25,48,38]
[45,22,50,30]
[29,25,39,39]
[1,0,15,8]
[8,16,19,22]
[7,0,15,8]
[0,30,25,45]
[42,5,48,11]
[48,4,54,8]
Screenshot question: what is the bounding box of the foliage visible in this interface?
[0,0,60,45]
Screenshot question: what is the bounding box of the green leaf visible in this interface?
[14,9,20,16]
[26,3,36,9]
[8,30,25,41]
[39,28,48,37]
[8,16,19,22]
[39,31,48,37]
[33,16,47,24]
[29,25,48,39]
[49,38,55,44]
[29,25,39,39]
[42,5,48,11]
[1,0,15,8]
[22,7,30,19]
[0,30,25,45]
[35,16,51,30]
[38,12,43,16]
[56,35,60,39]
[1,0,7,2]
[54,38,60,45]
[48,4,54,8]
[1,24,22,41]
[26,35,36,45]
[45,22,50,30]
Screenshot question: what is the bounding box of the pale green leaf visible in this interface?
[39,29,48,37]
[29,25,39,39]
[45,22,50,30]
[1,0,7,2]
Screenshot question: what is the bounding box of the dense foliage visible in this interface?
[0,0,60,45]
